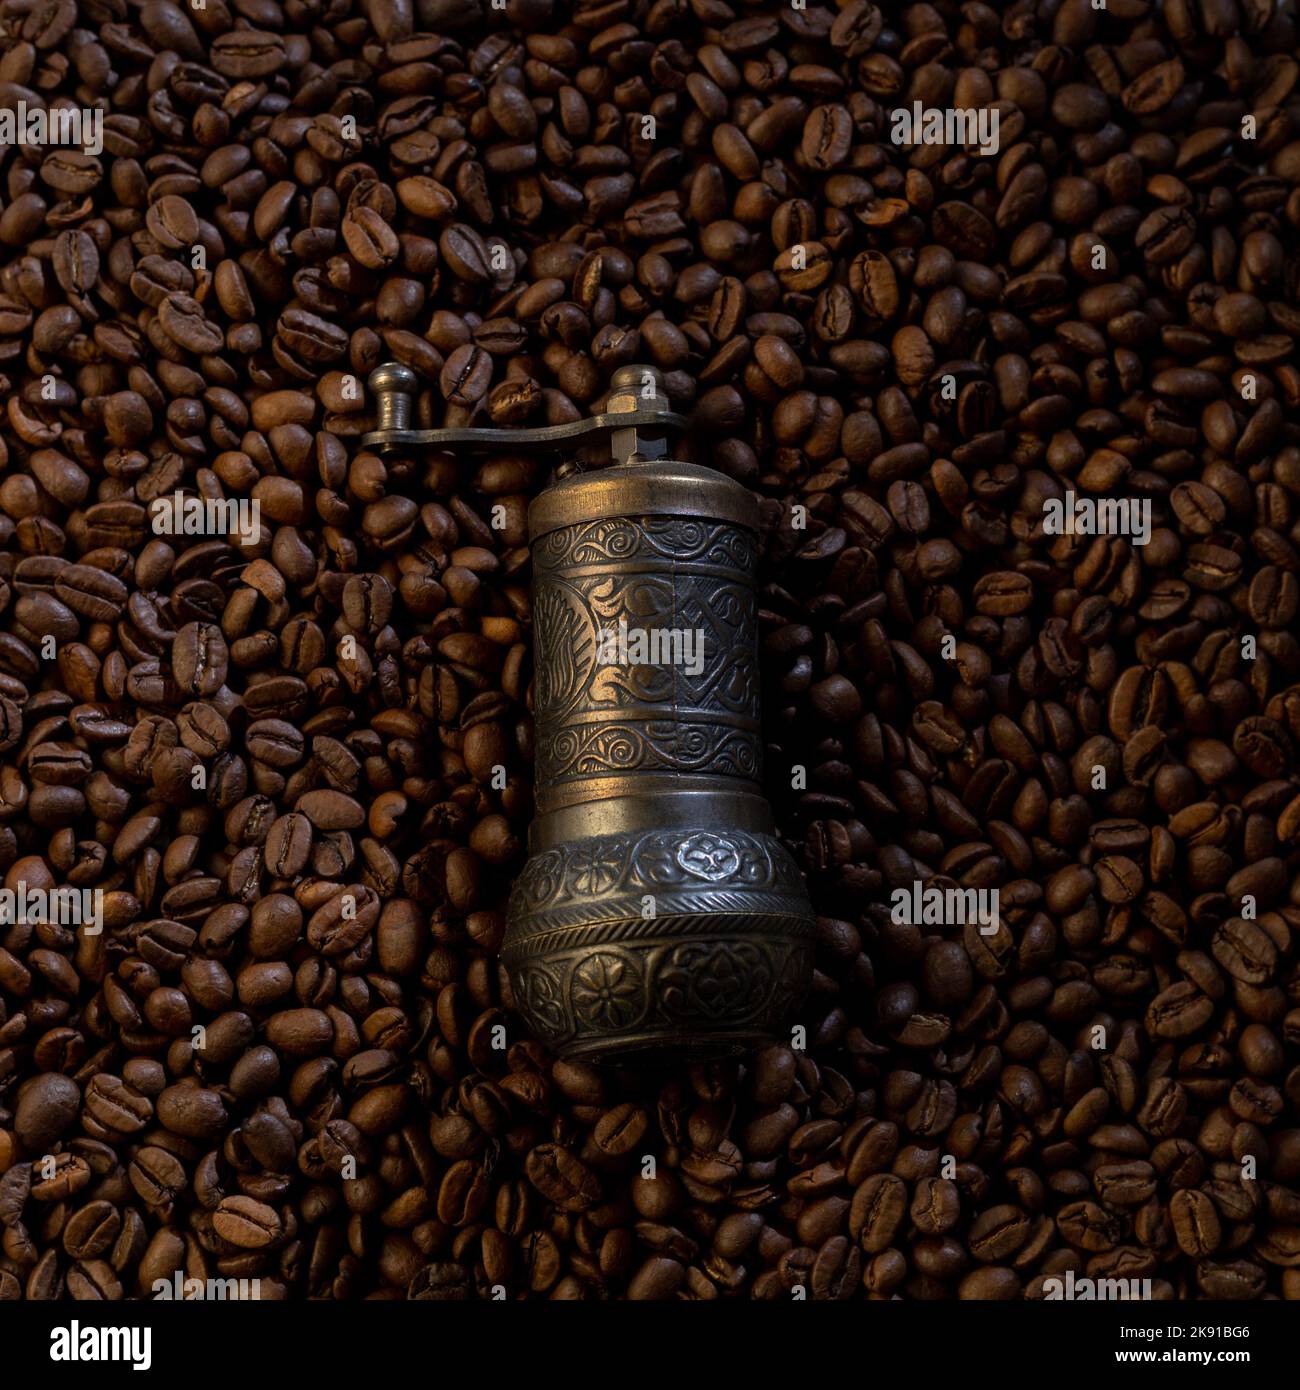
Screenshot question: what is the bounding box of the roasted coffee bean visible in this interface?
[1170,1189,1223,1257]
[14,1074,80,1150]
[171,622,229,697]
[213,1196,284,1249]
[343,207,400,271]
[524,1145,600,1212]
[0,0,1294,1312]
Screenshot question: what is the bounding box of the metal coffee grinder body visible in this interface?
[365,364,815,1063]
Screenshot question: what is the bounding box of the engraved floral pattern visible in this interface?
[657,941,774,1022]
[676,832,742,881]
[532,581,598,722]
[506,936,813,1050]
[570,952,645,1030]
[518,849,565,906]
[510,829,807,914]
[516,964,566,1034]
[506,939,800,1045]
[569,842,626,895]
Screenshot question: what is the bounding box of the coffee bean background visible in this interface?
[1,0,1300,1302]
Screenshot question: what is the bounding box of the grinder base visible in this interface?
[502,825,815,1063]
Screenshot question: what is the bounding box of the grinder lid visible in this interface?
[528,459,759,541]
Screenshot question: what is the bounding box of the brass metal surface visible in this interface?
[366,359,815,1062]
[527,460,760,538]
[503,421,815,1062]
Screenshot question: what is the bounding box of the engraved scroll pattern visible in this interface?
[534,516,757,574]
[533,517,760,785]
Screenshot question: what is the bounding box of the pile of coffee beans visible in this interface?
[2,0,1300,1302]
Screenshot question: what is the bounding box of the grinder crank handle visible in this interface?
[361,361,687,467]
